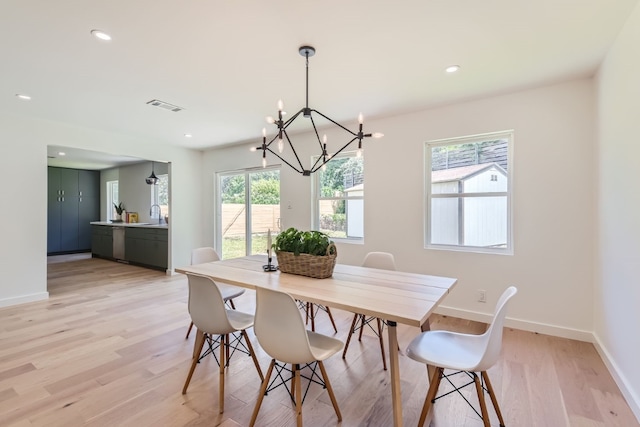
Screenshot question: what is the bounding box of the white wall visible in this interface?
[596,1,640,419]
[203,78,596,340]
[0,113,203,307]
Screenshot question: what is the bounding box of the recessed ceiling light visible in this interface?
[184,133,193,138]
[445,65,461,73]
[90,29,112,41]
[15,94,31,100]
[58,152,66,156]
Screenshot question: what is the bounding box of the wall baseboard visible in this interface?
[592,333,640,423]
[435,305,640,424]
[0,292,49,309]
[435,305,593,342]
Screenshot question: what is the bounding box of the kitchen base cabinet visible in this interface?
[124,227,168,271]
[91,225,113,259]
[92,224,168,271]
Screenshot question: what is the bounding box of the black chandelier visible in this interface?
[253,46,383,176]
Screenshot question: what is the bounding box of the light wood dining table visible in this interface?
[176,254,457,426]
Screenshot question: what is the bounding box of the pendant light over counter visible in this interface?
[145,162,159,185]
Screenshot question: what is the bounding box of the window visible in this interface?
[425,131,512,254]
[313,151,364,240]
[106,180,119,221]
[150,174,169,220]
[217,168,280,259]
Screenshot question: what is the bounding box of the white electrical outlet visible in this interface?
[477,289,487,303]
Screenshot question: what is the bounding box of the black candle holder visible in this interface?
[263,256,277,272]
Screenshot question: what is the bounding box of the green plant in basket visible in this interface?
[273,227,336,256]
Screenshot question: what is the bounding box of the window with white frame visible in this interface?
[106,180,119,221]
[150,174,169,220]
[313,151,364,240]
[425,131,513,254]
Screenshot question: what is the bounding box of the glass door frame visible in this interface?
[215,166,280,259]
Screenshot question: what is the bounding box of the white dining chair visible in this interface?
[406,286,517,427]
[182,273,264,414]
[249,286,343,427]
[185,247,246,339]
[342,251,397,370]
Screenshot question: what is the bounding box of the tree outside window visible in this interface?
[315,153,364,239]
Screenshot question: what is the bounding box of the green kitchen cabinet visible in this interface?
[48,167,100,254]
[91,225,113,258]
[124,227,167,270]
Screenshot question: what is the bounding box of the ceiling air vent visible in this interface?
[146,99,184,112]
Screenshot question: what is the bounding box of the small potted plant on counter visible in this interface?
[273,227,337,278]
[113,202,125,222]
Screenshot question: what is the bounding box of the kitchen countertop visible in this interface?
[90,221,168,228]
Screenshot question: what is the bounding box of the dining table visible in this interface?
[176,254,457,427]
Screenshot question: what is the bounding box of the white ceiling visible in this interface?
[2,0,638,159]
[47,145,145,170]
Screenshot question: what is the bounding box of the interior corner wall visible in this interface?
[595,1,640,419]
[202,78,596,340]
[0,113,203,307]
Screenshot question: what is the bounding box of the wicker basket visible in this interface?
[275,243,337,279]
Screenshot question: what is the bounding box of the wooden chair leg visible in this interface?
[182,331,206,394]
[242,329,264,381]
[219,334,226,413]
[185,321,194,339]
[318,360,342,421]
[249,359,275,427]
[228,298,236,309]
[482,371,505,427]
[418,366,443,427]
[325,307,338,333]
[473,372,491,427]
[376,317,387,370]
[294,364,303,427]
[192,328,205,359]
[342,313,359,359]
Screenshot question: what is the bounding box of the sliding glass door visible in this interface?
[218,168,280,259]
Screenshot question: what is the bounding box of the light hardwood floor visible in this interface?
[0,257,636,426]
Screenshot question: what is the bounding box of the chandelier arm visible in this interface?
[263,133,280,149]
[282,108,306,129]
[282,130,307,172]
[310,109,359,137]
[309,154,325,172]
[308,115,325,150]
[265,146,304,175]
[310,136,359,174]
